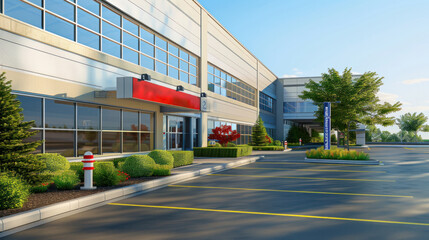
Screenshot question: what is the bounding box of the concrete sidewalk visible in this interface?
[0,155,262,236]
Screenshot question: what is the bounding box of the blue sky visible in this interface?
[199,0,429,136]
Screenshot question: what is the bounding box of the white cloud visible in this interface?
[292,68,299,72]
[351,71,362,75]
[402,78,429,85]
[281,74,298,78]
[377,92,399,104]
[400,106,429,113]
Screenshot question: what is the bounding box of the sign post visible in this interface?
[323,102,331,150]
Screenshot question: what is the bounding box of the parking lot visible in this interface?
[4,147,429,240]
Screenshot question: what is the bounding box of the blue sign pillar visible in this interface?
[324,102,331,150]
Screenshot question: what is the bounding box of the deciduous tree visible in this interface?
[208,125,240,147]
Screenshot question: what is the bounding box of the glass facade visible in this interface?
[207,119,252,145]
[259,92,276,113]
[283,101,318,113]
[207,64,256,107]
[15,94,154,157]
[2,0,198,86]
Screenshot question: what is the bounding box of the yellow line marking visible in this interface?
[404,148,415,150]
[209,174,395,182]
[256,162,380,167]
[108,203,429,226]
[169,184,412,198]
[237,167,385,173]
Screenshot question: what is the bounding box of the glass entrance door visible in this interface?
[166,116,184,150]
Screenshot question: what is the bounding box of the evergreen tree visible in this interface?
[286,125,311,143]
[251,117,269,146]
[0,72,45,184]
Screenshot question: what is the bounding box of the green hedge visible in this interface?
[194,145,252,158]
[69,162,84,181]
[0,173,30,210]
[36,153,70,172]
[168,151,194,167]
[252,146,284,151]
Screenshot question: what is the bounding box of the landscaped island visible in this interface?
[306,147,370,160]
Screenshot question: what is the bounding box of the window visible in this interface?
[45,99,75,129]
[259,92,276,113]
[16,95,42,128]
[208,119,252,145]
[102,108,121,130]
[3,0,198,85]
[77,104,99,130]
[207,64,256,107]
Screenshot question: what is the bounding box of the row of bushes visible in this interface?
[306,147,370,160]
[194,145,252,157]
[252,146,284,151]
[1,150,194,210]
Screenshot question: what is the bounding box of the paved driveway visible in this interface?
[4,147,429,240]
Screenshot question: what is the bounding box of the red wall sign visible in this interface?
[132,78,200,110]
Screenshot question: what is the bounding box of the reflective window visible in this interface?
[78,131,99,155]
[45,99,75,129]
[140,133,153,151]
[103,21,121,42]
[156,61,167,75]
[156,48,167,63]
[27,0,42,6]
[155,36,167,50]
[46,0,75,21]
[78,0,99,15]
[123,111,138,131]
[123,133,138,152]
[168,43,179,56]
[46,13,75,41]
[180,60,188,72]
[123,31,138,50]
[16,95,42,128]
[180,50,189,61]
[45,130,74,157]
[140,113,152,131]
[123,47,139,65]
[123,18,138,36]
[102,6,121,26]
[78,27,99,50]
[169,67,179,80]
[169,55,179,68]
[5,0,42,28]
[102,132,121,153]
[180,72,189,83]
[78,8,99,32]
[23,130,42,153]
[190,56,197,66]
[102,37,121,58]
[190,65,197,76]
[189,75,197,86]
[102,108,121,130]
[141,54,154,70]
[141,28,154,44]
[77,104,99,130]
[141,40,154,57]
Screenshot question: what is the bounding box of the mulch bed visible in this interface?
[0,176,164,218]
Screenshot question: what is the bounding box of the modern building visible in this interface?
[0,0,279,157]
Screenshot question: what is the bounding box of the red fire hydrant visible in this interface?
[81,151,96,190]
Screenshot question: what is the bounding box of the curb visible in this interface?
[0,156,261,235]
[304,158,382,165]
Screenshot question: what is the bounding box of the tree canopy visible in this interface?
[397,112,428,141]
[299,68,402,132]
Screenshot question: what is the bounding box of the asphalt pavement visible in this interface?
[4,147,429,240]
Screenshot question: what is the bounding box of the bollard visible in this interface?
[81,151,96,190]
[284,140,288,150]
[299,138,302,146]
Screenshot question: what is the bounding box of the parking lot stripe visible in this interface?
[169,185,412,198]
[256,162,380,167]
[236,167,386,173]
[107,203,429,226]
[209,174,395,182]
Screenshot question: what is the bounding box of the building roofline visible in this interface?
[193,0,278,79]
[279,74,363,80]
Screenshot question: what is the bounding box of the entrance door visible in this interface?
[167,116,184,150]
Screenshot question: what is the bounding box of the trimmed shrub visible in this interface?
[252,146,284,151]
[305,147,370,160]
[93,162,119,187]
[69,162,84,182]
[152,164,171,176]
[121,155,156,177]
[53,170,80,190]
[148,150,174,167]
[117,161,125,171]
[274,140,282,146]
[168,151,194,167]
[112,158,126,168]
[0,173,30,210]
[117,170,130,182]
[194,145,252,158]
[226,142,236,147]
[36,153,70,172]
